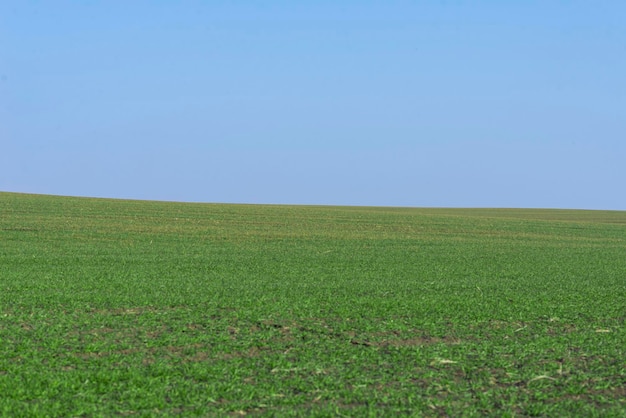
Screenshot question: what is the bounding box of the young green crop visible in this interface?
[1,192,625,416]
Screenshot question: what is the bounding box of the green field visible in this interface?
[1,192,624,416]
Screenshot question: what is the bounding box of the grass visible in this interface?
[1,191,625,416]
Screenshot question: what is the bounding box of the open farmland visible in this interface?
[0,192,625,416]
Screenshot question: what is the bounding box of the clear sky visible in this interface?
[1,1,625,209]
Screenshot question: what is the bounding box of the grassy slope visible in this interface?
[0,192,625,416]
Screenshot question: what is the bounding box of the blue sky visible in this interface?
[2,1,625,209]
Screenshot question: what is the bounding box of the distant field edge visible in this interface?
[2,190,625,215]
